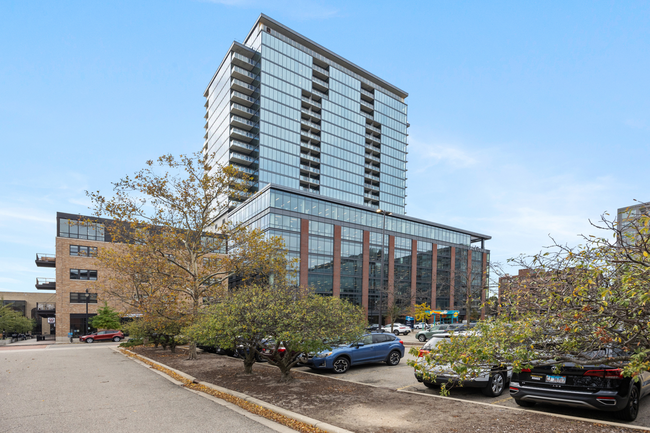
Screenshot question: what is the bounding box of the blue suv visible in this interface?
[306,333,405,374]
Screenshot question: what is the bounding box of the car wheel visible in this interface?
[86,338,94,344]
[418,335,426,342]
[113,337,121,342]
[393,330,400,335]
[332,357,350,374]
[514,398,536,407]
[386,350,401,366]
[617,384,640,421]
[481,372,505,397]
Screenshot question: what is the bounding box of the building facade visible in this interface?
[0,291,56,336]
[206,15,492,323]
[203,14,408,215]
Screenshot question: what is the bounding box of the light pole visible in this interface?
[84,288,90,336]
[376,209,392,328]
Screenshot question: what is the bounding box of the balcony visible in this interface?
[300,165,320,174]
[300,119,321,132]
[230,152,258,166]
[232,165,258,176]
[35,253,56,268]
[230,139,258,154]
[365,172,381,182]
[301,108,321,120]
[300,175,320,185]
[360,99,374,110]
[231,115,258,131]
[361,88,375,99]
[231,78,258,95]
[231,65,258,83]
[230,127,258,142]
[364,183,380,192]
[312,76,329,91]
[231,90,258,107]
[360,111,374,121]
[300,186,320,194]
[365,142,381,152]
[231,102,257,119]
[37,302,56,311]
[300,130,321,142]
[300,141,321,153]
[365,163,380,173]
[300,153,321,164]
[230,190,253,201]
[233,177,259,189]
[231,52,258,70]
[366,124,381,134]
[365,153,381,163]
[311,88,328,99]
[366,134,381,145]
[313,64,329,76]
[301,96,321,108]
[35,278,56,290]
[364,193,380,200]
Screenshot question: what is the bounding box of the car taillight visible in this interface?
[399,340,403,345]
[509,386,519,393]
[418,350,430,357]
[584,369,622,378]
[521,368,531,372]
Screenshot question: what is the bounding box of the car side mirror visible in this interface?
[356,342,365,347]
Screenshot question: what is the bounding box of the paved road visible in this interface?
[0,343,292,433]
[297,332,650,428]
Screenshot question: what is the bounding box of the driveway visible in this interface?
[0,343,293,432]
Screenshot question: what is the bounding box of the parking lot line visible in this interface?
[490,396,512,405]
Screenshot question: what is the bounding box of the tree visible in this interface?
[88,152,288,359]
[90,302,121,330]
[187,283,367,381]
[414,303,431,323]
[412,209,650,390]
[0,300,34,336]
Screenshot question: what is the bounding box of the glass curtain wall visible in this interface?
[454,248,468,312]
[436,246,451,310]
[393,237,412,310]
[340,227,363,305]
[307,221,334,295]
[415,242,433,306]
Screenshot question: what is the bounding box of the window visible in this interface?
[70,269,98,280]
[70,245,98,257]
[70,292,98,303]
[59,219,105,241]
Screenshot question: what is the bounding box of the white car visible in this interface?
[382,324,411,335]
[413,322,429,330]
[413,333,511,397]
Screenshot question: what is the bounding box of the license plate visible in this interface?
[530,374,542,381]
[546,375,566,384]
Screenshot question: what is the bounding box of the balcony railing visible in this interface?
[365,153,381,163]
[365,173,381,182]
[230,127,258,141]
[300,119,321,130]
[35,278,56,290]
[360,99,374,109]
[300,141,321,153]
[35,253,56,268]
[360,111,374,120]
[311,88,328,99]
[312,76,329,88]
[231,102,257,117]
[230,140,258,153]
[232,165,258,175]
[313,64,329,76]
[300,175,320,185]
[300,153,321,163]
[37,302,56,311]
[231,65,258,81]
[231,90,258,105]
[366,124,381,134]
[230,152,259,165]
[301,96,321,108]
[366,134,381,144]
[300,165,320,174]
[364,183,380,191]
[364,193,380,200]
[231,78,258,94]
[300,130,321,141]
[361,88,375,99]
[231,115,258,129]
[231,52,259,68]
[365,163,380,171]
[301,108,321,119]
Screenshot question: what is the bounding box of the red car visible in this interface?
[80,330,124,343]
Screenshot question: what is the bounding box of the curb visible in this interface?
[115,348,354,433]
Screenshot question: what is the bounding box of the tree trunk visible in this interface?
[187,340,197,360]
[243,351,256,374]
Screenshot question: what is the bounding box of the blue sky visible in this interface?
[1,1,648,293]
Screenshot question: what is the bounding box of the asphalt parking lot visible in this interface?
[296,331,650,428]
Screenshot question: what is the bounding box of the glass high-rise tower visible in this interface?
[203,14,408,215]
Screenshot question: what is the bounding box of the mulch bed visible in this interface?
[130,346,646,433]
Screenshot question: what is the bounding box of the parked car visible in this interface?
[366,324,381,332]
[414,333,511,397]
[415,323,465,342]
[413,322,430,330]
[510,350,650,421]
[305,333,405,374]
[382,324,411,335]
[80,330,124,343]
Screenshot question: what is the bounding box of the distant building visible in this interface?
[617,202,649,243]
[0,292,56,335]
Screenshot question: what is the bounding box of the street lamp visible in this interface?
[84,288,90,335]
[376,209,392,328]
